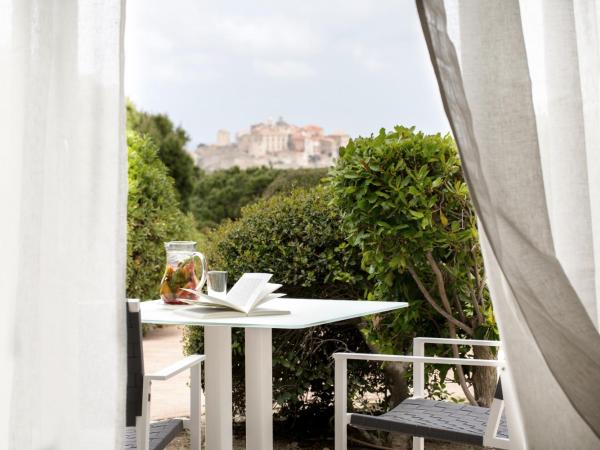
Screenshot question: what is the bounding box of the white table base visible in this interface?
[245,328,273,450]
[204,327,274,450]
[204,326,233,450]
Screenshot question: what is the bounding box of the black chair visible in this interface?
[125,299,205,450]
[334,337,510,450]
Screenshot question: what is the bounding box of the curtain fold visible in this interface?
[0,0,127,448]
[417,0,600,448]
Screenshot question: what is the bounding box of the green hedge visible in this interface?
[183,187,386,436]
[127,131,201,301]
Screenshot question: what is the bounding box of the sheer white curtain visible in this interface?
[0,0,127,448]
[417,0,600,448]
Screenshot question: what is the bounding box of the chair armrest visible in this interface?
[146,354,205,381]
[414,337,501,347]
[410,338,502,398]
[333,352,502,368]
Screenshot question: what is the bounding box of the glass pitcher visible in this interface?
[159,241,207,304]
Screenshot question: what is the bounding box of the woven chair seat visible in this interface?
[124,419,183,450]
[349,398,508,446]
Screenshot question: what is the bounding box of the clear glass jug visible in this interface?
[159,241,207,304]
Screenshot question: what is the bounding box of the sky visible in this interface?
[124,0,449,148]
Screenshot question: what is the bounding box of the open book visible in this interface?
[175,273,290,317]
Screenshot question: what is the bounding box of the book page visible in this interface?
[254,292,285,306]
[245,307,290,317]
[174,305,290,319]
[255,283,283,306]
[178,289,237,309]
[225,273,272,313]
[179,273,284,314]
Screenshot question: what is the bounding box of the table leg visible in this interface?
[190,363,202,450]
[245,327,273,450]
[204,326,233,450]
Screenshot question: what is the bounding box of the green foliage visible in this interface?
[205,187,367,298]
[183,187,386,435]
[127,131,200,301]
[190,166,280,229]
[127,101,197,211]
[190,167,329,229]
[262,168,329,199]
[328,126,498,402]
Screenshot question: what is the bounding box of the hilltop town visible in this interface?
[193,117,350,171]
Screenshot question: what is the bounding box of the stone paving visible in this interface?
[143,325,201,420]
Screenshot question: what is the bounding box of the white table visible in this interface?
[141,298,407,450]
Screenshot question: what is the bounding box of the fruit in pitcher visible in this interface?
[160,257,200,304]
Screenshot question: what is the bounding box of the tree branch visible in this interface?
[448,323,478,406]
[471,248,485,324]
[407,263,474,335]
[425,253,478,403]
[478,274,487,306]
[453,294,466,324]
[425,251,474,336]
[426,251,453,314]
[468,289,483,327]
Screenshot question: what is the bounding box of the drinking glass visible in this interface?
[207,271,227,299]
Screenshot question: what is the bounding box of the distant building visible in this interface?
[195,117,349,171]
[240,117,293,156]
[216,129,231,146]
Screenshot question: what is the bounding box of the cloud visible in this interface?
[350,44,387,72]
[124,0,449,144]
[253,59,316,79]
[205,15,320,57]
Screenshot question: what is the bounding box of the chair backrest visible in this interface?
[126,299,145,427]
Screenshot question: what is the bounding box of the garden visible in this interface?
[126,102,498,449]
[6,3,597,448]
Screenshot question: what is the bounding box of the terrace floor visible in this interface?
[144,326,478,449]
[143,325,192,421]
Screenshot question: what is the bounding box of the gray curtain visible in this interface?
[417,0,600,448]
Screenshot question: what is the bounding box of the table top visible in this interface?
[140,298,408,329]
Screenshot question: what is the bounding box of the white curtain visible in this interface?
[418,0,600,448]
[0,0,127,448]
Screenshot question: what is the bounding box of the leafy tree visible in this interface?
[126,101,197,210]
[190,166,329,229]
[328,126,498,407]
[183,187,385,437]
[190,166,280,229]
[262,167,329,198]
[127,131,200,301]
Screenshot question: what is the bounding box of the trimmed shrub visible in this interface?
[328,126,498,406]
[183,187,386,436]
[205,186,366,299]
[127,131,201,301]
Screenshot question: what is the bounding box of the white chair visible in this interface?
[334,337,510,450]
[125,299,205,450]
